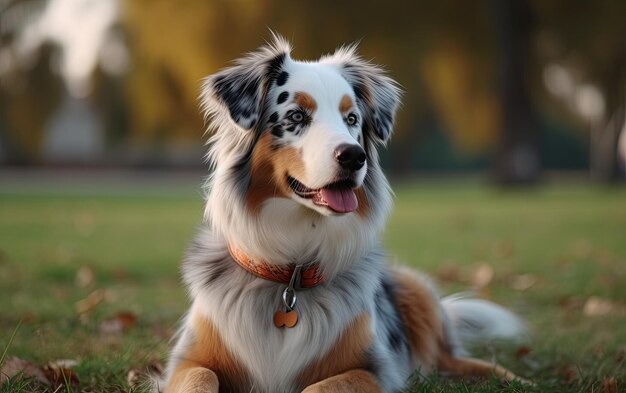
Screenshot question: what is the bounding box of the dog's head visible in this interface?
[202,35,400,218]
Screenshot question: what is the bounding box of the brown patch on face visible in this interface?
[355,187,370,218]
[294,92,317,112]
[391,269,444,373]
[247,133,306,213]
[339,94,354,113]
[298,313,373,387]
[166,312,248,392]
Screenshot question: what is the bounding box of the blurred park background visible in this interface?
[1,1,626,392]
[1,0,625,181]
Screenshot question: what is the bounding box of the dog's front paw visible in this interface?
[165,366,219,393]
[302,370,382,393]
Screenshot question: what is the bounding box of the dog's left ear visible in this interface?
[323,45,402,144]
[201,37,291,131]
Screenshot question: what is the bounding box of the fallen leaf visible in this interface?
[436,262,462,283]
[75,289,105,315]
[515,346,531,359]
[511,274,536,291]
[42,364,79,388]
[471,263,494,289]
[100,311,138,334]
[0,357,50,386]
[75,266,95,288]
[559,296,584,311]
[602,377,618,393]
[514,345,542,371]
[561,364,580,384]
[583,296,615,316]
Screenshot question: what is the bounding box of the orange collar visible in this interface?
[227,244,325,288]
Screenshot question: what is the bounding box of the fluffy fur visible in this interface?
[161,35,526,393]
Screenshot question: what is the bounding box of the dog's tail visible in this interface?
[441,293,527,348]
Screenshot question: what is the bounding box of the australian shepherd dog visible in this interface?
[161,35,527,393]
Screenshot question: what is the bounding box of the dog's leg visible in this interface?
[390,268,529,384]
[163,312,246,392]
[438,354,530,384]
[164,362,219,393]
[301,369,382,393]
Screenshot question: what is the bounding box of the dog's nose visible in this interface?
[335,144,366,171]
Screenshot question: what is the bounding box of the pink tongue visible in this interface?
[319,188,358,213]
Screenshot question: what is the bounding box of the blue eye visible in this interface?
[346,113,358,126]
[289,111,305,123]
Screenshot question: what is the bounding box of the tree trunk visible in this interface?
[493,0,541,185]
[590,53,626,183]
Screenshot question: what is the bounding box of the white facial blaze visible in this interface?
[298,120,366,189]
[277,61,365,190]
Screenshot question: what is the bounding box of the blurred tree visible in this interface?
[532,0,626,182]
[0,44,63,163]
[2,0,623,174]
[493,0,540,184]
[121,0,272,144]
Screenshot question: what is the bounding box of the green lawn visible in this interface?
[1,179,625,392]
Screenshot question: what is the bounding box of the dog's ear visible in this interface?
[322,45,402,144]
[201,36,291,131]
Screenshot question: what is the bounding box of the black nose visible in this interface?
[334,144,366,171]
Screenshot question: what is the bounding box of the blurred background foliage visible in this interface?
[1,0,625,182]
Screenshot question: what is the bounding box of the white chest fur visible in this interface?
[191,262,381,392]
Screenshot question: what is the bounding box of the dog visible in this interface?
[160,35,527,393]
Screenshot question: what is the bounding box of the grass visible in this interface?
[1,178,625,392]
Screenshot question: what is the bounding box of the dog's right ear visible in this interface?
[201,36,291,131]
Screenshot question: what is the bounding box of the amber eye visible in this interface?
[289,111,305,123]
[346,113,358,126]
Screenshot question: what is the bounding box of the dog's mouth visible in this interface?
[287,176,358,213]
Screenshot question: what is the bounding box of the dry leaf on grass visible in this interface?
[515,346,531,359]
[471,263,494,289]
[75,288,105,315]
[511,274,536,291]
[100,311,138,334]
[42,364,79,389]
[583,296,622,317]
[0,357,81,389]
[0,357,50,386]
[514,345,542,371]
[559,296,584,311]
[602,377,618,393]
[436,262,463,283]
[75,266,95,288]
[561,364,581,384]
